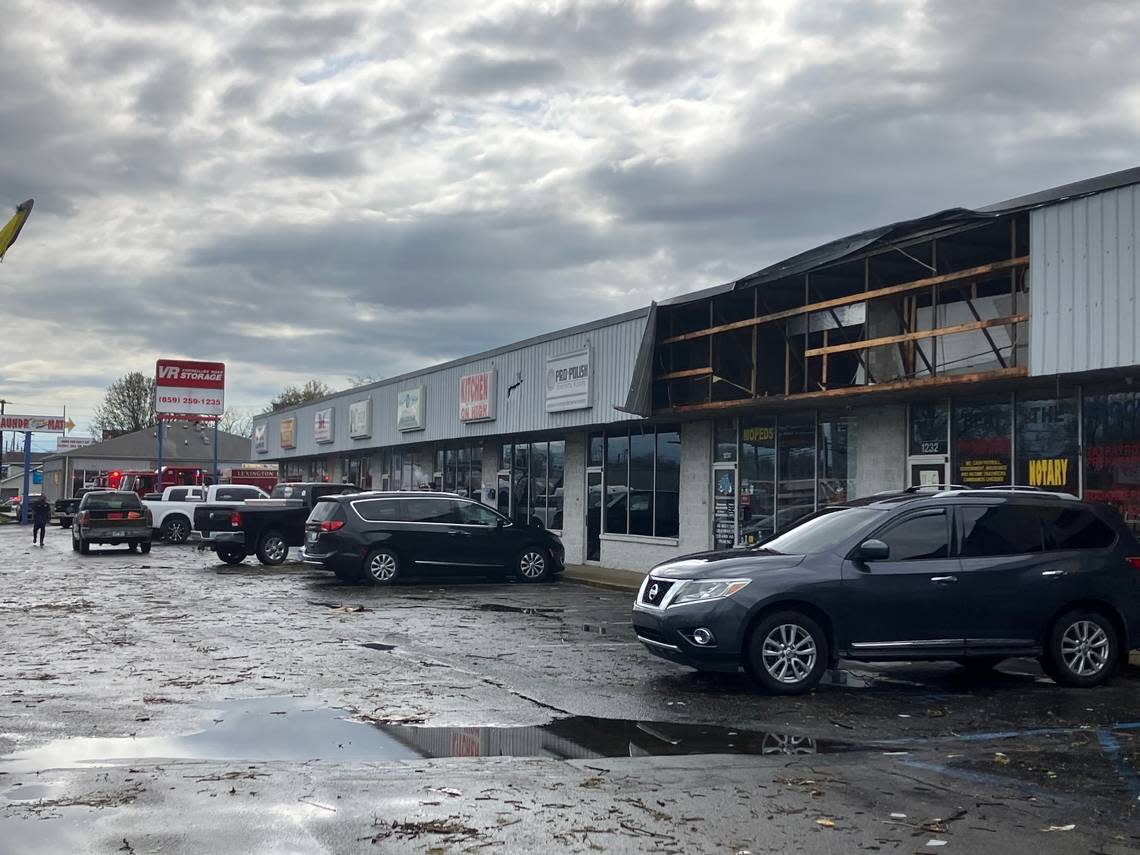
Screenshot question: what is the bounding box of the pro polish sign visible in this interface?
[155,359,225,417]
[545,347,592,413]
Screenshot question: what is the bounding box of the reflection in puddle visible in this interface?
[0,697,851,772]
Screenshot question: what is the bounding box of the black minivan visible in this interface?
[301,491,565,585]
[633,488,1140,694]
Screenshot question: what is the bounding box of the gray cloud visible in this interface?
[438,53,565,95]
[2,0,1139,434]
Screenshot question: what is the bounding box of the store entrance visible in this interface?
[909,458,948,488]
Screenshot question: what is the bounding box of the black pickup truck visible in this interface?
[195,482,360,565]
[55,488,97,529]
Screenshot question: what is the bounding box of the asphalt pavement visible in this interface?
[1,524,1139,853]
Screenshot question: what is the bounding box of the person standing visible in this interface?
[31,495,50,547]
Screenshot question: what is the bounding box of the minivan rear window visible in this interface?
[309,499,345,523]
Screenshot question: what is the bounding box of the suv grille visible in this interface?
[641,578,675,606]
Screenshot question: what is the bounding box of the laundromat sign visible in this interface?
[545,346,592,413]
[0,414,69,433]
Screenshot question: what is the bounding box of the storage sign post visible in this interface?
[155,360,225,417]
[459,369,496,422]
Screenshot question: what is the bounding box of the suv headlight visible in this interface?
[669,579,750,606]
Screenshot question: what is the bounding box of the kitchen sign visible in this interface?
[155,359,225,417]
[280,417,296,449]
[313,407,334,443]
[545,346,592,413]
[397,386,426,432]
[349,399,372,439]
[459,369,496,423]
[253,422,268,454]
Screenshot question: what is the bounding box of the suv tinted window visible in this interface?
[959,505,1045,556]
[1042,506,1116,550]
[403,498,451,524]
[450,500,502,526]
[878,509,949,560]
[272,484,308,500]
[352,499,403,522]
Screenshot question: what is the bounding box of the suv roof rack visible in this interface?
[974,485,1079,499]
[902,484,969,493]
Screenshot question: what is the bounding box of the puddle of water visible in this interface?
[3,783,55,801]
[476,604,563,616]
[0,697,854,772]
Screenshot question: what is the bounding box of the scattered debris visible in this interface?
[298,798,336,812]
[815,818,836,828]
[363,817,480,844]
[993,752,1010,766]
[361,643,396,651]
[1043,824,1075,832]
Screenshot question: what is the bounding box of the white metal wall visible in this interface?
[1030,184,1140,376]
[254,310,648,459]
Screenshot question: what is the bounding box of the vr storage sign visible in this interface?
[545,347,591,413]
[459,369,496,422]
[155,359,225,417]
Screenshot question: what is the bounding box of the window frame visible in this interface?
[602,424,681,540]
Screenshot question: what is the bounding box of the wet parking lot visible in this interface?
[2,526,1140,853]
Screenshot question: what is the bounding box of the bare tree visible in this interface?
[264,379,333,413]
[91,372,156,437]
[217,408,254,437]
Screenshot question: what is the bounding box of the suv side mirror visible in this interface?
[858,539,890,561]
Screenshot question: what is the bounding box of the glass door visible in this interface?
[586,468,602,562]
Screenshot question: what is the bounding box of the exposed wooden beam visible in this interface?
[658,366,712,381]
[659,256,1030,345]
[658,366,1029,414]
[803,314,1027,358]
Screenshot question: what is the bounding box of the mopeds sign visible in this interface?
[156,359,225,417]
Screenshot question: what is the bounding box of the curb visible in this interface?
[560,566,644,592]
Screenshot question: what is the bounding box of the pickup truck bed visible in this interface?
[195,483,359,566]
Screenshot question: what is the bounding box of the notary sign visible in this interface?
[314,407,334,444]
[459,369,496,423]
[545,346,591,413]
[0,414,68,433]
[155,359,225,417]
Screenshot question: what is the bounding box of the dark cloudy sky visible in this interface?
[1,0,1138,443]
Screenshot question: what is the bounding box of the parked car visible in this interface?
[195,482,360,566]
[71,491,152,555]
[144,483,269,544]
[632,487,1140,695]
[55,488,99,529]
[301,491,565,585]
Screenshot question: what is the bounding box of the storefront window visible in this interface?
[308,459,329,481]
[777,415,816,531]
[655,429,680,537]
[715,419,737,462]
[548,441,565,530]
[629,432,655,536]
[818,414,856,506]
[468,445,482,500]
[588,433,604,468]
[1016,392,1078,493]
[284,461,305,481]
[604,425,680,538]
[910,401,949,456]
[953,398,1012,487]
[740,419,775,543]
[444,448,458,493]
[605,434,629,534]
[1084,391,1140,534]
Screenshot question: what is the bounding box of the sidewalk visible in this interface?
[561,563,645,591]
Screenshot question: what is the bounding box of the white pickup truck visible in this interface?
[144,484,269,544]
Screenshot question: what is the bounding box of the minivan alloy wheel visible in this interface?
[519,550,546,580]
[368,551,397,582]
[1061,620,1110,677]
[761,623,817,684]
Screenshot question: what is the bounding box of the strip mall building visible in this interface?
[254,168,1140,571]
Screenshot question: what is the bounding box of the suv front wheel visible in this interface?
[1045,609,1120,688]
[746,611,829,696]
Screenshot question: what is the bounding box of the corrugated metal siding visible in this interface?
[255,313,648,458]
[1031,184,1140,376]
